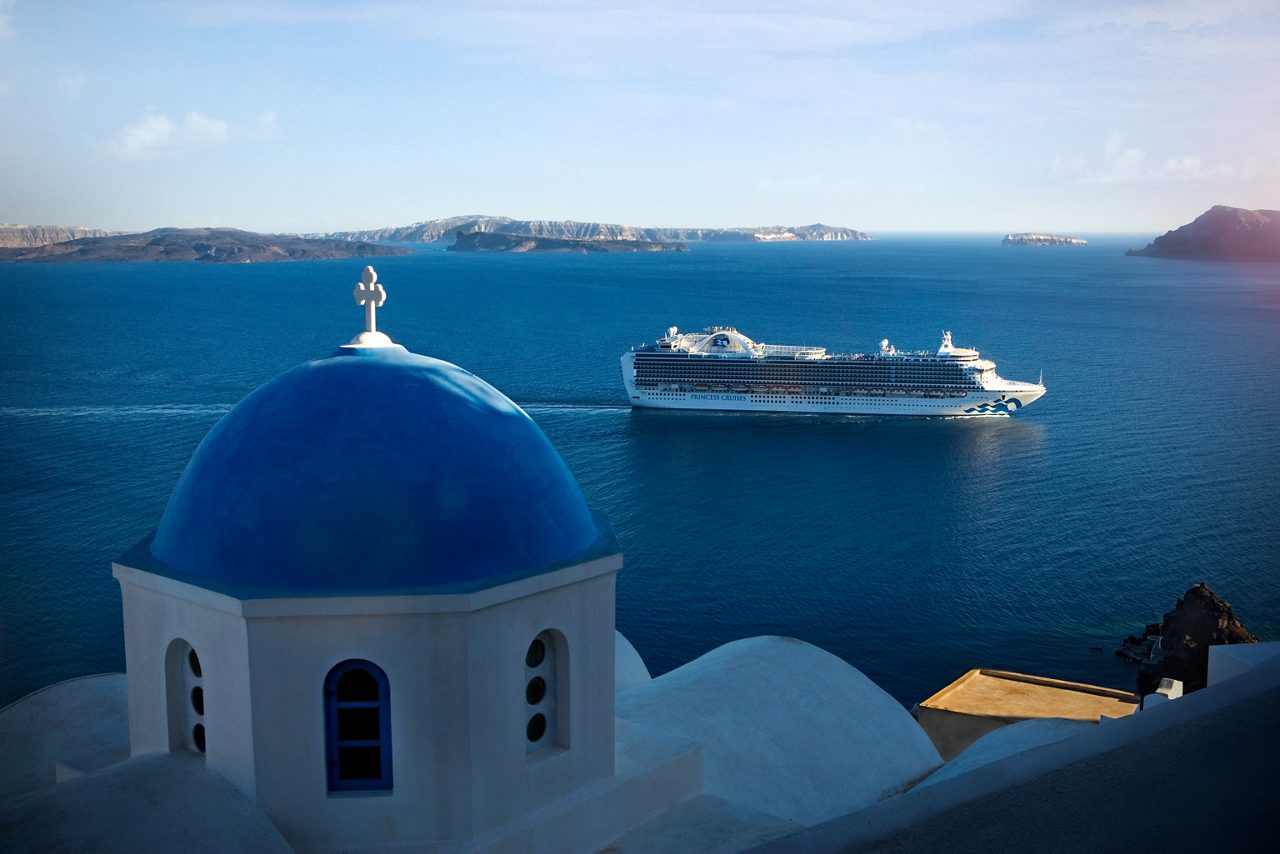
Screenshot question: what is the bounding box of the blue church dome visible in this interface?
[150,346,608,597]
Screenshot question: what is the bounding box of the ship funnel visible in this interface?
[667,326,678,338]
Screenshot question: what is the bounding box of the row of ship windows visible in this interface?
[637,380,975,388]
[636,359,967,365]
[635,356,965,365]
[634,369,973,378]
[641,355,968,364]
[634,381,972,391]
[637,377,976,384]
[641,390,971,399]
[636,363,967,371]
[636,377,971,383]
[642,393,972,408]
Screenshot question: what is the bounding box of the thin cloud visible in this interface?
[1092,131,1149,185]
[1161,154,1262,181]
[182,111,229,144]
[173,1,1032,69]
[1055,0,1266,32]
[1057,131,1264,185]
[1051,1,1278,62]
[107,110,269,160]
[109,114,178,161]
[0,0,15,41]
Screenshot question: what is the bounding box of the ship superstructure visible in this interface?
[621,326,1045,416]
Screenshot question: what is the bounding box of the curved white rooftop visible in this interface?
[1,674,128,801]
[615,631,653,693]
[616,636,942,825]
[916,717,1092,789]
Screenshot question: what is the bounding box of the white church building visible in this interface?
[3,267,1277,852]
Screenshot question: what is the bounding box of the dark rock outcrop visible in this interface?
[1128,583,1258,694]
[0,227,412,263]
[319,216,872,245]
[447,231,687,253]
[1126,206,1280,261]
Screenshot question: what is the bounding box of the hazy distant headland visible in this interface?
[1,216,870,262]
[1003,233,1087,247]
[449,231,687,253]
[1126,206,1280,261]
[317,216,872,245]
[0,224,113,248]
[0,227,412,263]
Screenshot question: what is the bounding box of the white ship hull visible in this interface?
[621,351,1045,417]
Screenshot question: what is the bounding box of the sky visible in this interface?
[1,0,1277,233]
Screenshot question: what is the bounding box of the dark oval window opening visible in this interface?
[526,713,547,743]
[526,639,546,669]
[192,723,206,753]
[190,686,205,716]
[525,676,546,705]
[188,649,202,678]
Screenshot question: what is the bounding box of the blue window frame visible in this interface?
[324,660,393,791]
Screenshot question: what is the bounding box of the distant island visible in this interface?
[1126,206,1280,261]
[0,227,412,263]
[449,231,687,254]
[1003,233,1087,247]
[0,224,113,248]
[318,215,873,245]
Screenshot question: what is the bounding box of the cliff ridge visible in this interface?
[319,216,872,245]
[1126,206,1280,261]
[448,231,687,253]
[0,227,412,263]
[0,225,113,248]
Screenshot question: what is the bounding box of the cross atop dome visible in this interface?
[344,265,401,350]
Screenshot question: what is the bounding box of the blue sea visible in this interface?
[2,238,1278,708]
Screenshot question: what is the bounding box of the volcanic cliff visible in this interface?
[0,227,413,263]
[319,216,872,245]
[1126,206,1280,261]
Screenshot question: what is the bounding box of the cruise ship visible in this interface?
[621,326,1045,416]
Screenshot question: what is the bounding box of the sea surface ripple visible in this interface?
[1,237,1277,706]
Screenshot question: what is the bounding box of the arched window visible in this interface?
[324,660,392,791]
